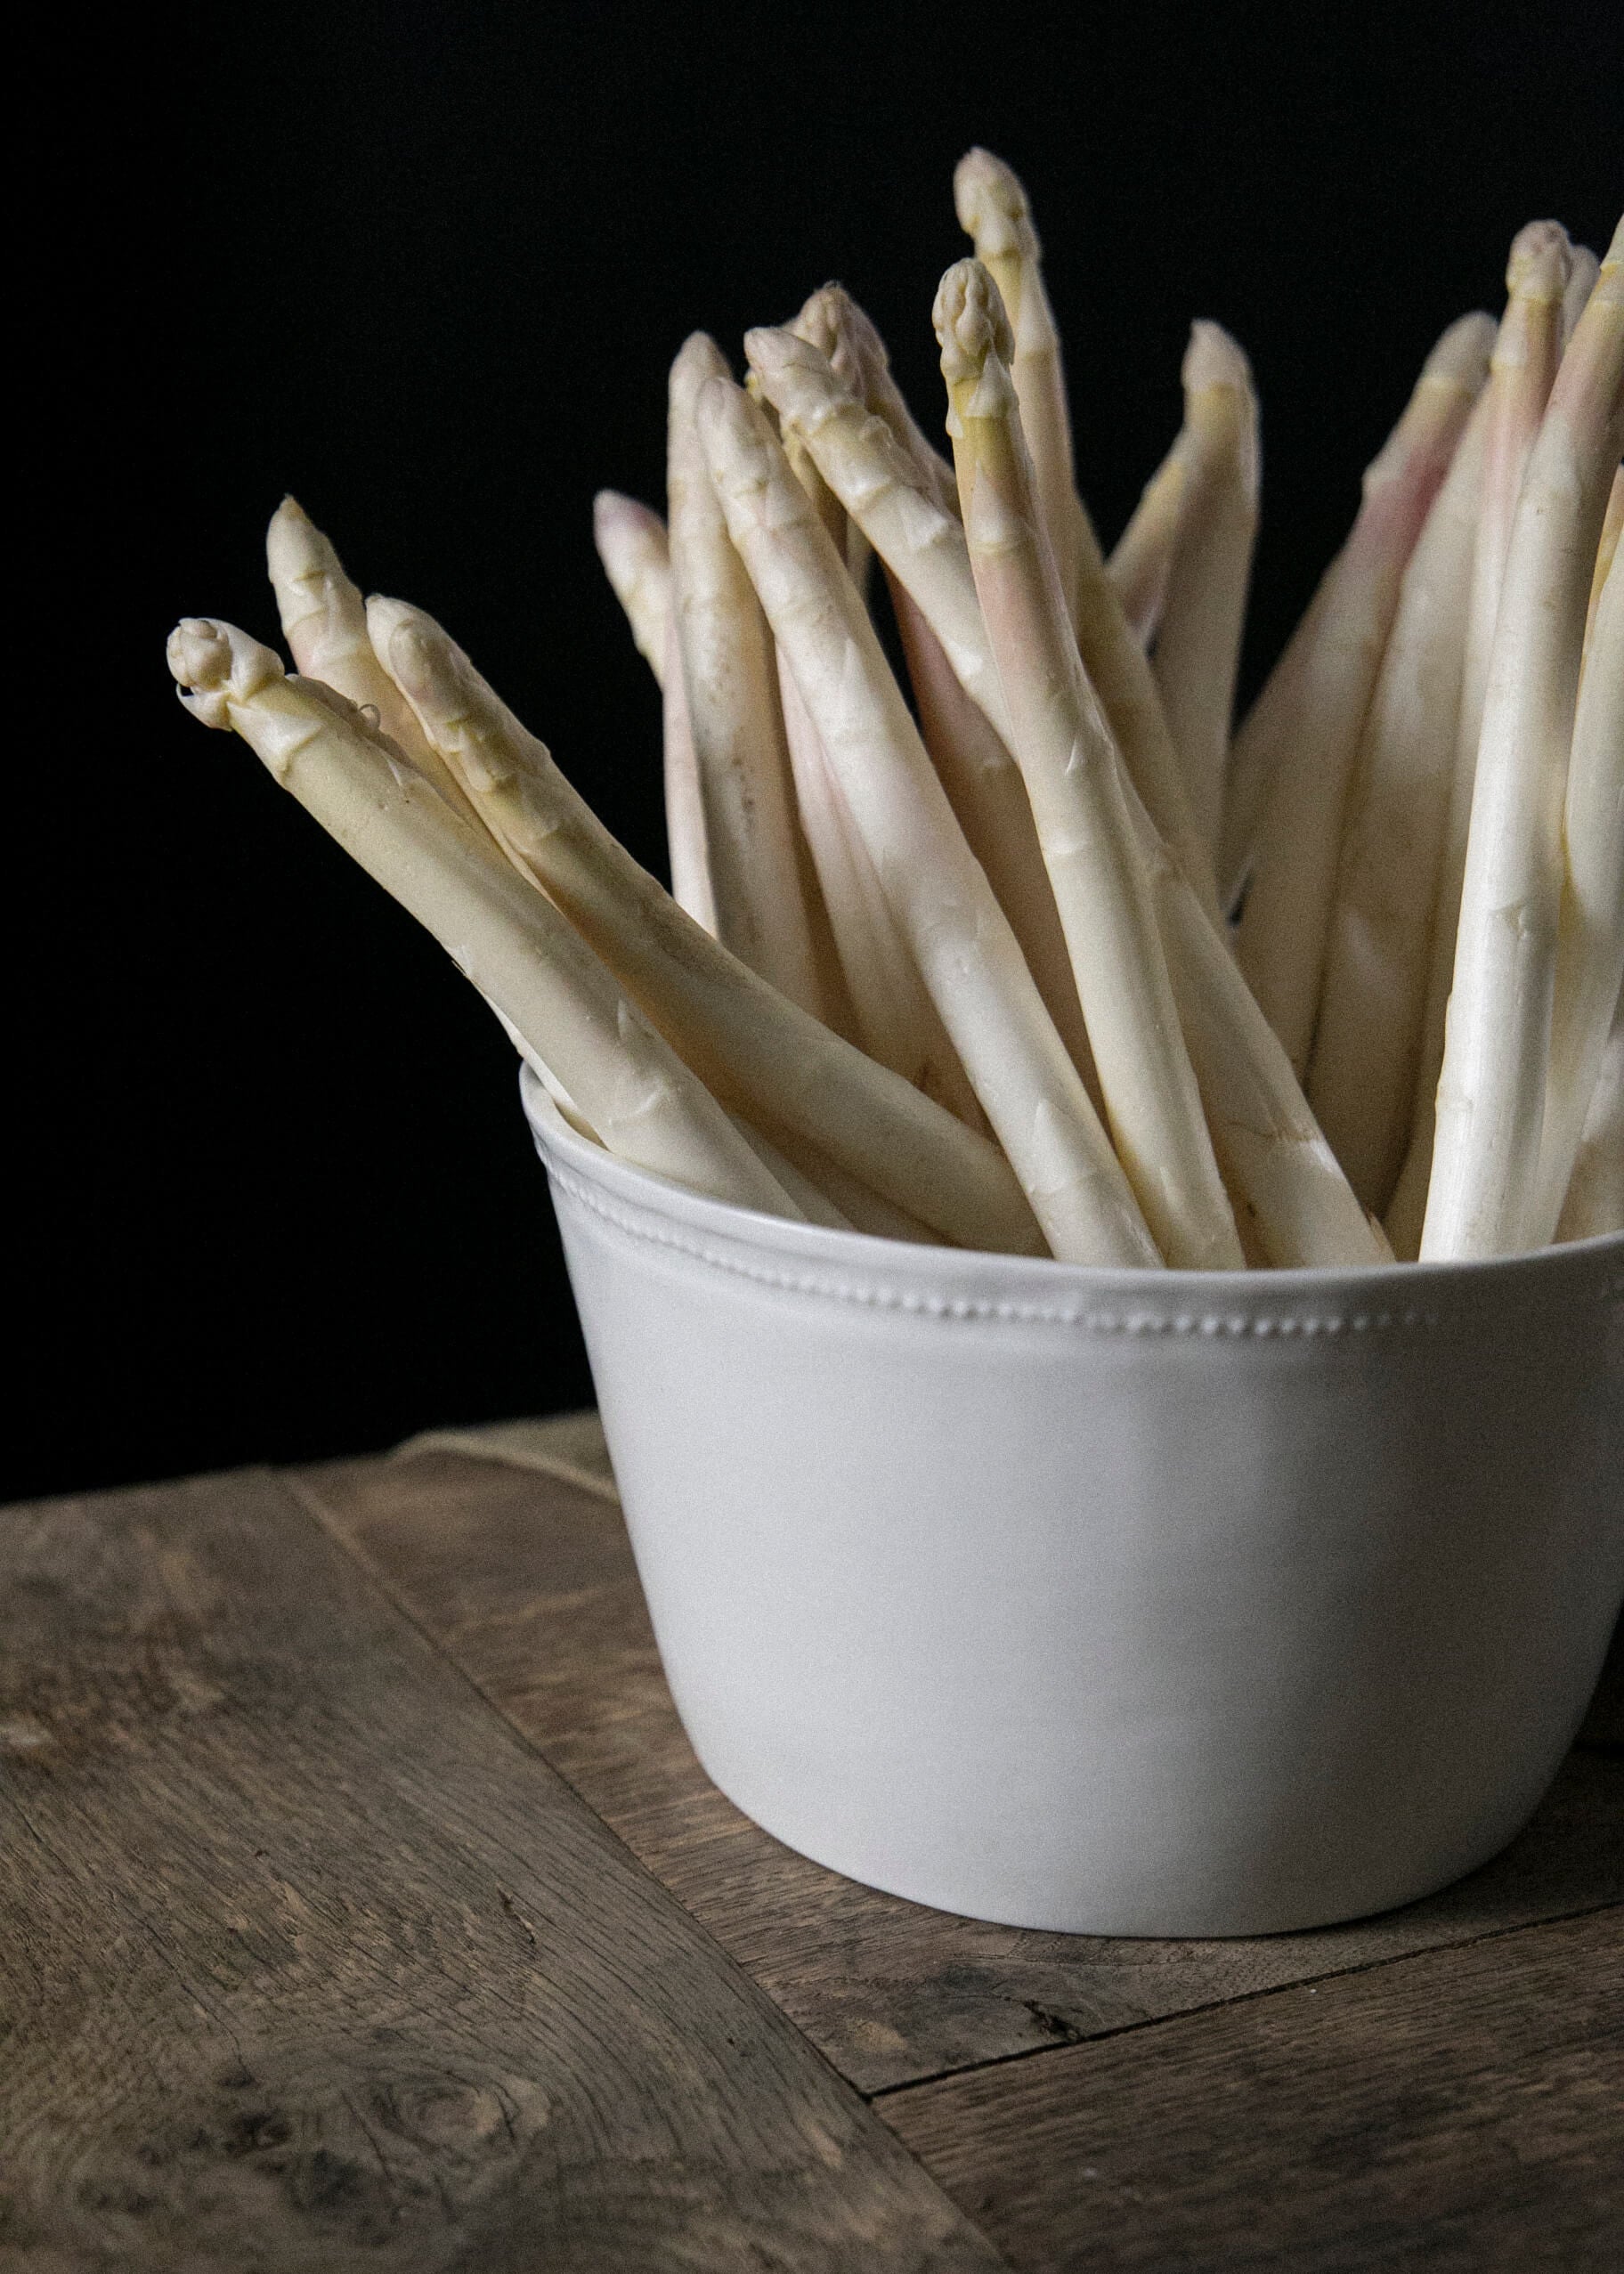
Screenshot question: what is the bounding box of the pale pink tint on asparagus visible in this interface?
[1387,225,1575,1255]
[1309,394,1490,1214]
[1236,309,1493,1078]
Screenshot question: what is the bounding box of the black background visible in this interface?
[15,1,1618,1500]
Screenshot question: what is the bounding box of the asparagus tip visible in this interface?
[670,329,731,412]
[265,491,345,614]
[1422,309,1497,391]
[694,371,776,504]
[167,618,282,729]
[933,257,1014,389]
[592,489,660,543]
[365,593,432,689]
[1506,220,1572,301]
[1181,320,1253,397]
[952,147,1036,263]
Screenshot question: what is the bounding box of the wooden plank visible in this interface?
[298,1450,1624,2096]
[880,1909,1624,2272]
[0,1470,1007,2272]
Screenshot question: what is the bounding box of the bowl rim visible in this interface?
[520,1066,1624,1321]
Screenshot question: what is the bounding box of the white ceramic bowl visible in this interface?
[523,1069,1624,1937]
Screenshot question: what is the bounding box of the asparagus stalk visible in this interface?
[1421,220,1624,1260]
[1308,393,1489,1213]
[695,370,1161,1268]
[1555,986,1623,1241]
[787,288,876,587]
[745,324,1009,729]
[1151,322,1262,857]
[775,649,984,1116]
[1527,544,1623,1242]
[809,286,961,514]
[1563,245,1600,344]
[364,595,1045,1255]
[1133,798,1393,1267]
[747,320,1220,919]
[265,498,486,832]
[1236,311,1493,1074]
[888,578,1099,1092]
[1385,229,1573,1255]
[937,260,1243,1271]
[167,619,803,1221]
[754,292,1098,1076]
[592,491,670,684]
[667,332,825,1013]
[589,490,719,928]
[1108,434,1189,646]
[1587,466,1623,660]
[954,149,1088,623]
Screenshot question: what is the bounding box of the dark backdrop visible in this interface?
[15,1,1618,1498]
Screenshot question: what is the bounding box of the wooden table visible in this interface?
[4,1415,1620,2271]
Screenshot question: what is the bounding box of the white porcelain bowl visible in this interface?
[523,1069,1624,1937]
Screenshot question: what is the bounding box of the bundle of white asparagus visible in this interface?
[169,158,1623,1268]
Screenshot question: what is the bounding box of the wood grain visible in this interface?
[0,1469,1006,2272]
[299,1447,1624,2096]
[880,1909,1624,2272]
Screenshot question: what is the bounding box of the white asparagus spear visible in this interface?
[746,320,1221,918]
[954,149,1088,624]
[365,596,1045,1254]
[1528,545,1623,1241]
[592,491,670,684]
[660,613,717,931]
[1151,322,1261,857]
[756,287,1090,1069]
[938,260,1243,1271]
[667,332,825,1013]
[1563,245,1600,345]
[1385,230,1574,1255]
[751,308,1373,1263]
[584,488,716,932]
[1587,466,1623,662]
[746,325,1010,729]
[167,619,803,1220]
[1308,394,1490,1214]
[775,650,984,1116]
[813,286,961,515]
[1132,796,1393,1268]
[588,487,717,927]
[1555,986,1623,1241]
[888,577,1099,1093]
[1422,221,1624,1260]
[788,288,875,588]
[695,371,1161,1268]
[1108,434,1189,647]
[1220,321,1495,923]
[265,498,487,833]
[1236,312,1494,1074]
